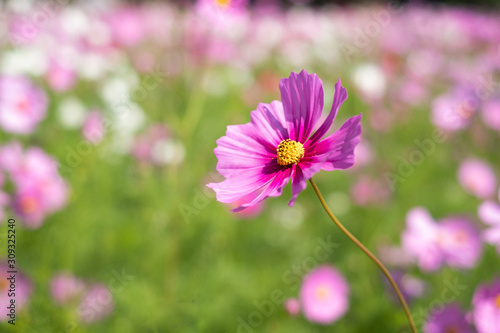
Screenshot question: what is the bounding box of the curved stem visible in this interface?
[309,178,418,333]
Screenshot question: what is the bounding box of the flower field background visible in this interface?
[0,0,499,332]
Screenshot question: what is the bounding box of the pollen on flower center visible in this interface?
[214,0,231,7]
[277,139,304,166]
[495,294,500,309]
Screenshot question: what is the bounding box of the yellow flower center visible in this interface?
[214,0,231,7]
[20,196,38,214]
[495,294,500,309]
[315,286,330,300]
[277,139,304,166]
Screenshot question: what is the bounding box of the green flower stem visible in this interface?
[309,178,418,333]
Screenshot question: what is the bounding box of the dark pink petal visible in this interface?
[288,161,324,207]
[307,78,348,145]
[307,115,362,171]
[213,120,278,178]
[249,101,290,146]
[279,70,324,143]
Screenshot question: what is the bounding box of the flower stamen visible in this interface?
[495,294,500,309]
[277,139,304,166]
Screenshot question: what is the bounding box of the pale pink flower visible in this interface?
[0,263,32,321]
[51,273,86,305]
[299,265,349,325]
[458,158,497,199]
[0,75,48,134]
[78,283,114,323]
[284,298,300,317]
[82,111,105,144]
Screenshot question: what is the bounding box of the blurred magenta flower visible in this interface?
[481,99,500,132]
[458,158,497,199]
[472,278,500,333]
[51,273,86,305]
[402,207,483,271]
[0,75,48,134]
[196,0,248,27]
[0,263,32,321]
[431,91,476,132]
[299,265,349,325]
[82,110,105,145]
[78,283,114,323]
[284,298,300,317]
[46,59,77,92]
[384,270,427,304]
[0,142,69,228]
[106,6,145,47]
[423,303,474,333]
[478,200,500,254]
[207,70,362,211]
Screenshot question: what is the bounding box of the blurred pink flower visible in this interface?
[424,303,474,333]
[0,263,32,321]
[472,278,500,333]
[82,111,105,144]
[78,283,114,323]
[284,298,300,317]
[481,99,500,132]
[46,59,77,92]
[384,270,427,304]
[438,216,483,269]
[0,75,48,134]
[51,273,86,305]
[0,172,9,221]
[478,200,500,254]
[106,6,145,47]
[431,91,476,132]
[458,158,497,199]
[0,142,69,228]
[402,207,483,271]
[196,0,249,29]
[299,265,349,325]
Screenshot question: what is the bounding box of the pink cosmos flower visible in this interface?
[431,90,477,132]
[0,75,48,134]
[472,278,500,333]
[458,158,497,199]
[284,298,300,317]
[481,99,500,132]
[196,0,248,28]
[423,303,475,333]
[384,270,427,304]
[299,265,349,325]
[0,142,69,228]
[207,70,362,211]
[46,59,77,92]
[106,6,145,47]
[478,200,500,254]
[78,283,114,323]
[402,207,483,271]
[51,273,86,305]
[0,263,32,321]
[82,110,105,145]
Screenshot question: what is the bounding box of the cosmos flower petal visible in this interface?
[249,101,290,146]
[289,165,307,207]
[478,201,500,226]
[231,167,293,212]
[207,164,282,203]
[213,122,277,178]
[279,70,324,143]
[307,114,362,171]
[307,78,348,145]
